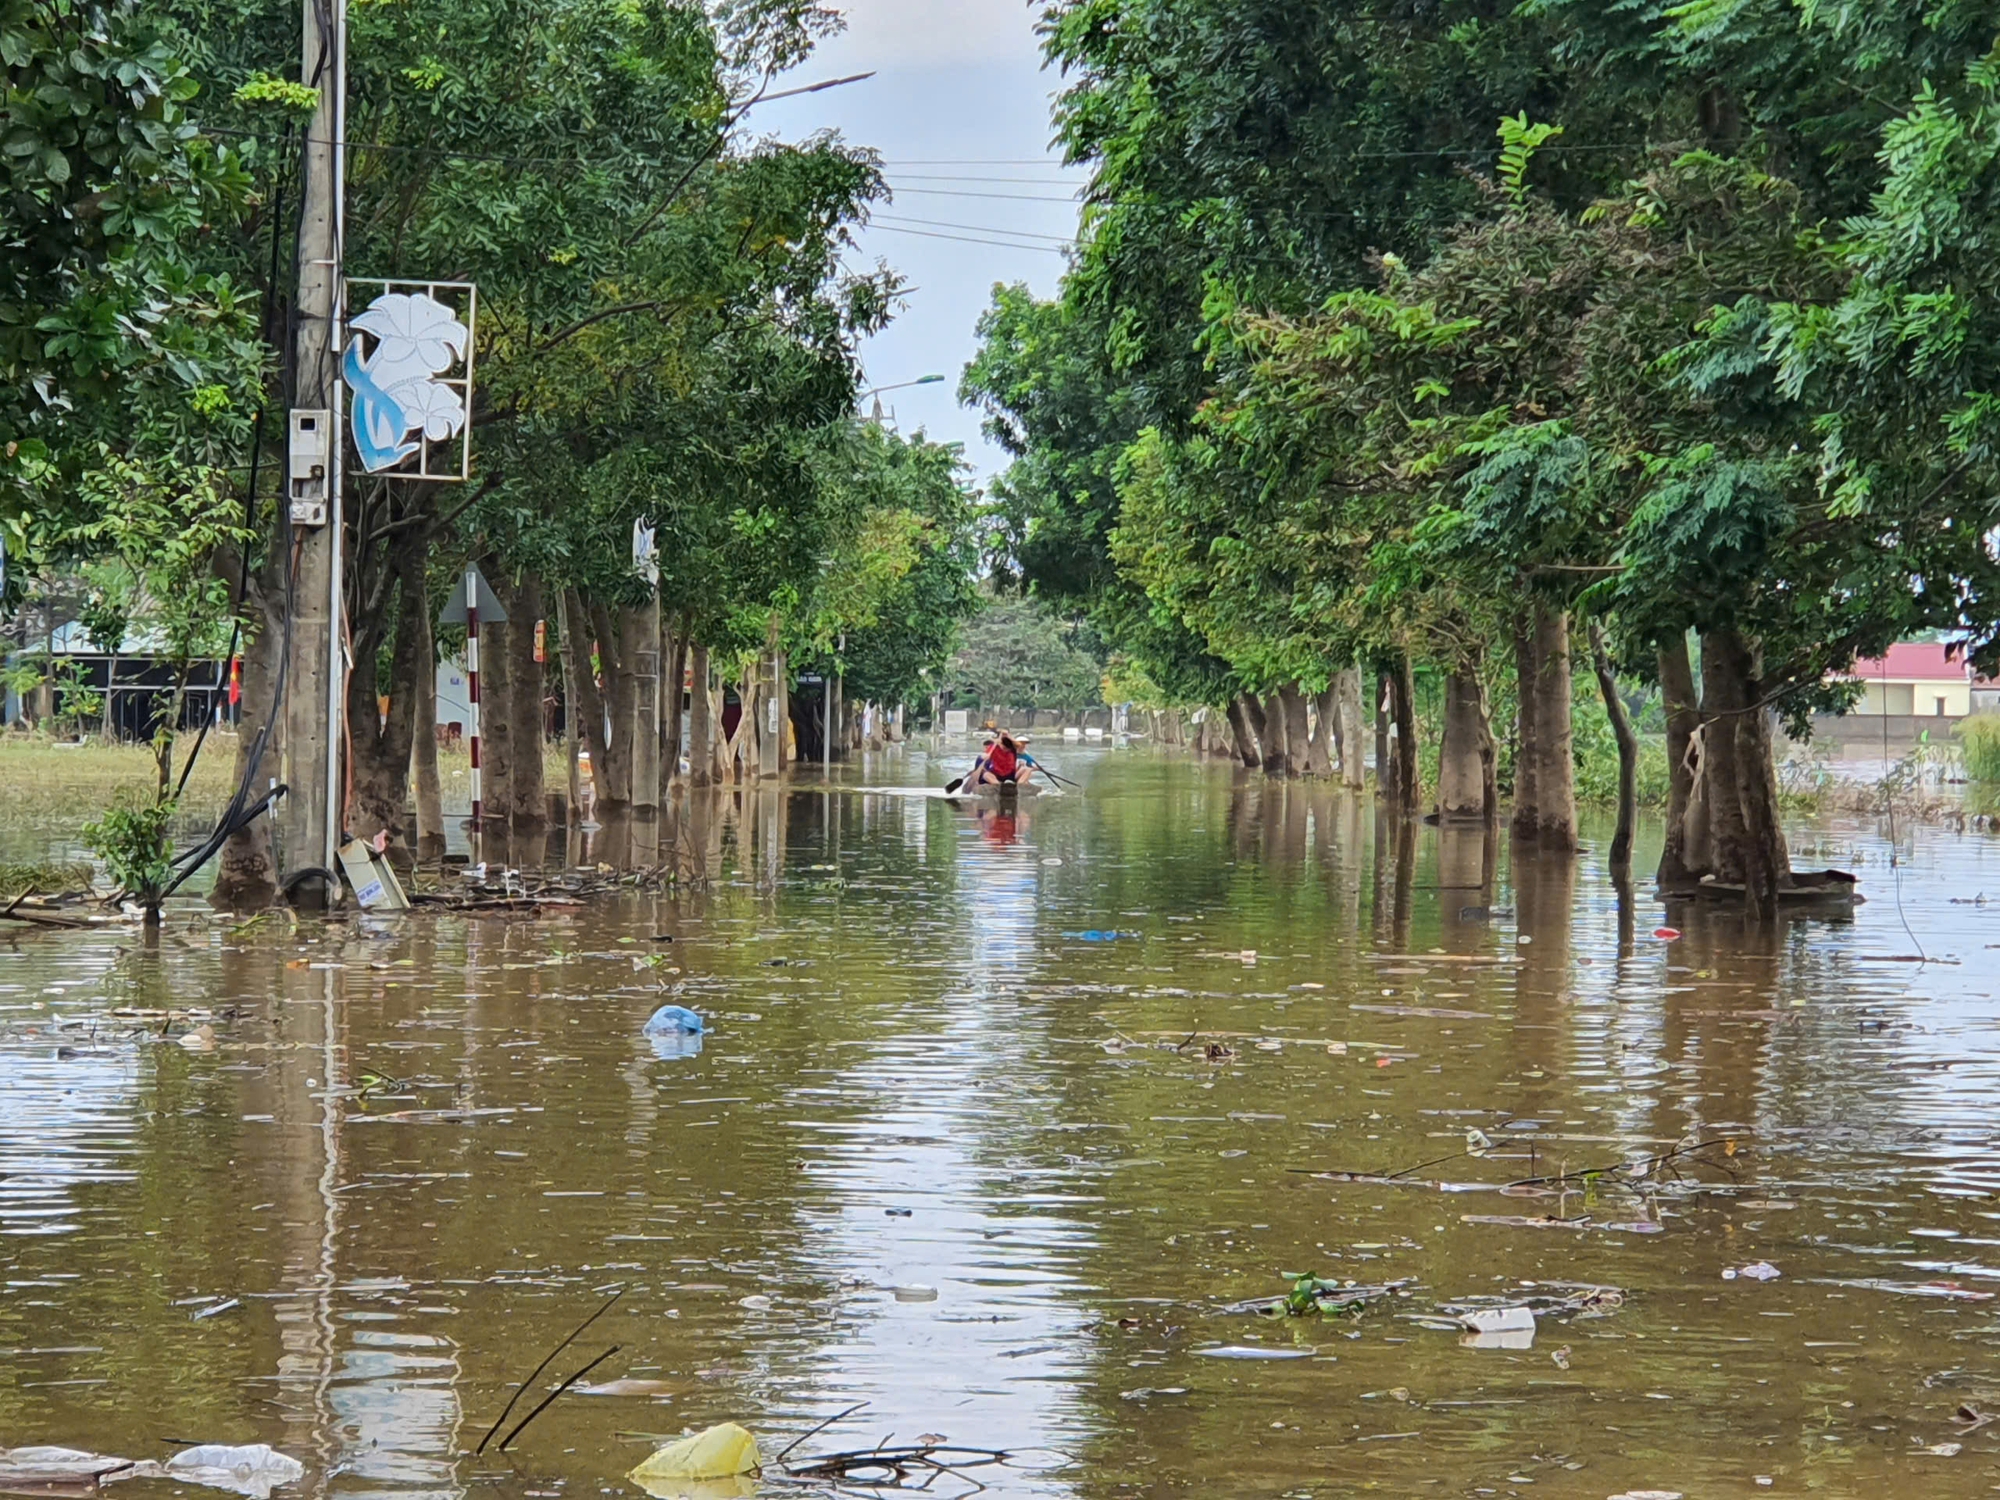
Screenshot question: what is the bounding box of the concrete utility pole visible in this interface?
[277,0,346,891]
[758,651,783,779]
[632,595,660,813]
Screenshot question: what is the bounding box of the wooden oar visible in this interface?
[1024,757,1077,789]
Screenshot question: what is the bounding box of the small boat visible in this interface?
[948,780,1043,800]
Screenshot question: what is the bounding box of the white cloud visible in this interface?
[821,0,1045,72]
[757,0,1078,477]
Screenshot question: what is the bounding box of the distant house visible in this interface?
[3,618,227,736]
[1838,643,1994,720]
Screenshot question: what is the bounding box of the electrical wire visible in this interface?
[870,212,1074,244]
[864,222,1069,254]
[161,126,312,900]
[195,128,1676,179]
[885,144,1655,165]
[891,173,1083,185]
[891,186,1082,203]
[171,135,297,807]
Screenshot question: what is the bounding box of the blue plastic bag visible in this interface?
[644,1004,705,1034]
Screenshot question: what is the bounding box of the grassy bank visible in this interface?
[0,733,237,811]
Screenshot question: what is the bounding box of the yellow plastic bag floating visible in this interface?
[628,1424,761,1498]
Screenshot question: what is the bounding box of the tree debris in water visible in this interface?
[1218,1274,1416,1318]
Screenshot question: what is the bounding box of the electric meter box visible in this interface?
[288,408,332,526]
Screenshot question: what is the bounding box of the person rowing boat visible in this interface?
[946,730,1038,795]
[977,732,1034,789]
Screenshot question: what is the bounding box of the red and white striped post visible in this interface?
[464,565,482,829]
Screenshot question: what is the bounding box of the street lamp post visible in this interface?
[859,374,944,426]
[859,374,945,401]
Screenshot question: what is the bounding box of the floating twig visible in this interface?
[774,1401,872,1465]
[496,1345,620,1451]
[765,1403,1011,1494]
[476,1286,624,1454]
[1503,1136,1735,1190]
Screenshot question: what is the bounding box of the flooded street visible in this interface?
[6,746,2000,1499]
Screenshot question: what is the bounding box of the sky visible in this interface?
[753,0,1085,481]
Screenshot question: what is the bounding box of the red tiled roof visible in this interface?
[1844,642,1995,685]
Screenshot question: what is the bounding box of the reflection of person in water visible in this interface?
[973,805,1022,846]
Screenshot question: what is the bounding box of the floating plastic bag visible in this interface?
[164,1445,305,1498]
[629,1424,761,1486]
[1457,1305,1536,1350]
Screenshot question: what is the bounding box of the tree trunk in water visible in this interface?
[411,586,444,859]
[1700,626,1790,916]
[1656,632,1701,887]
[1225,695,1261,768]
[556,590,584,823]
[1530,604,1578,851]
[1331,665,1365,788]
[661,621,688,792]
[213,594,282,909]
[1588,621,1638,878]
[1684,743,1713,881]
[721,663,755,781]
[1374,671,1393,801]
[505,575,546,826]
[479,580,516,827]
[347,537,426,868]
[1392,652,1420,816]
[1437,666,1493,822]
[1242,692,1267,749]
[1260,691,1289,776]
[1305,685,1336,777]
[1277,683,1309,776]
[1511,611,1540,839]
[586,599,635,808]
[1201,711,1229,757]
[688,641,716,786]
[566,592,619,810]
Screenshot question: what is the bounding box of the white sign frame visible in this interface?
[341,277,479,482]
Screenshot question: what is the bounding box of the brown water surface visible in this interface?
[5,746,2000,1499]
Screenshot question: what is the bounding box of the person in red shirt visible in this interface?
[977,732,1032,787]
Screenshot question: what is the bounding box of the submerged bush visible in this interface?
[1961,714,2000,783]
[82,796,178,916]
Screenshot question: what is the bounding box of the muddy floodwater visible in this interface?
[7,747,2000,1499]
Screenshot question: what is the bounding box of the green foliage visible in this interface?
[229,70,315,112]
[1960,714,2000,783]
[1570,697,1670,808]
[82,793,177,909]
[945,595,1106,712]
[2,0,261,548]
[1496,114,1562,203]
[0,657,43,700]
[791,424,983,706]
[51,658,104,734]
[970,0,2000,769]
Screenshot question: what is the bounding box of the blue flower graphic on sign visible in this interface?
[343,291,470,472]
